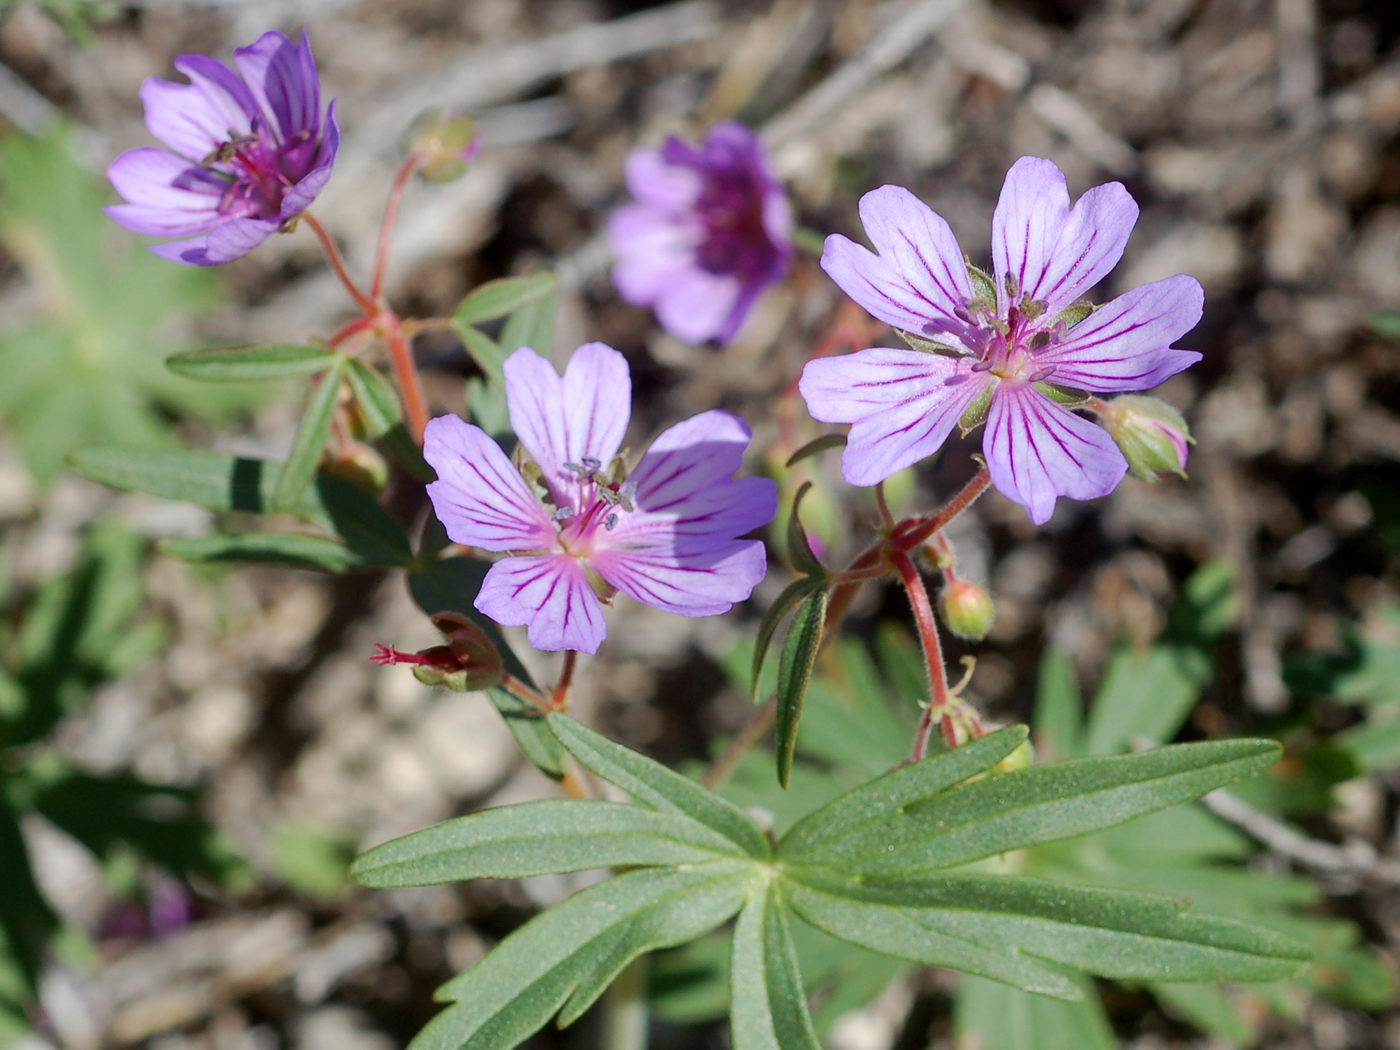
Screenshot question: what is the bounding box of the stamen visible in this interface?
[1028,366,1056,383]
[970,360,995,373]
[552,506,574,521]
[604,513,619,531]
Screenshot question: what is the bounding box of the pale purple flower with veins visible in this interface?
[800,157,1204,524]
[425,343,776,654]
[105,29,338,265]
[609,121,792,344]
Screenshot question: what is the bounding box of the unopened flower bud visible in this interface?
[371,614,502,692]
[939,579,994,641]
[1101,395,1192,482]
[323,443,389,494]
[989,738,1034,776]
[407,108,478,183]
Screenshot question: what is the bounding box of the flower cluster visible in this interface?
[425,343,776,654]
[609,121,793,345]
[801,157,1203,523]
[106,30,338,265]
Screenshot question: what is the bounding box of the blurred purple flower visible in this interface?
[608,121,793,345]
[105,29,338,265]
[424,343,777,653]
[801,157,1204,524]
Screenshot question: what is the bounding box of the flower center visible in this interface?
[960,278,1059,384]
[549,458,635,557]
[694,172,773,279]
[201,119,318,221]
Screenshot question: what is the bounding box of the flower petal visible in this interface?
[822,185,976,343]
[140,74,253,161]
[983,381,1127,525]
[504,343,631,502]
[107,147,225,208]
[624,146,702,211]
[279,101,339,218]
[653,268,743,344]
[608,203,700,304]
[104,203,220,238]
[607,411,777,547]
[233,29,321,144]
[592,539,767,617]
[1035,274,1204,391]
[201,216,279,263]
[424,415,556,551]
[992,157,1139,316]
[475,555,607,654]
[800,348,993,486]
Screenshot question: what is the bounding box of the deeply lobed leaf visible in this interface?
[730,881,822,1050]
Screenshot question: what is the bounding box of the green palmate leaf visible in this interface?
[547,714,770,859]
[70,447,327,524]
[455,324,510,435]
[158,532,365,573]
[416,864,754,1050]
[792,871,1308,984]
[730,882,821,1050]
[778,726,1027,863]
[316,477,416,568]
[782,875,1078,1000]
[454,272,558,327]
[166,344,340,382]
[786,482,826,577]
[801,738,1281,875]
[775,587,830,789]
[751,578,822,702]
[344,359,432,481]
[956,971,1116,1050]
[272,355,348,511]
[352,800,748,887]
[408,557,565,779]
[785,434,847,468]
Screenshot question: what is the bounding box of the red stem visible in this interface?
[890,549,950,762]
[329,315,376,347]
[370,154,421,304]
[893,466,991,551]
[303,212,375,314]
[383,314,431,444]
[553,650,578,708]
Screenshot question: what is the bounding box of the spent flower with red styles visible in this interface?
[106,29,338,265]
[424,343,776,653]
[801,157,1204,523]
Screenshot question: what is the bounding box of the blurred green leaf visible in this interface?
[344,359,432,480]
[158,532,367,573]
[956,971,1116,1050]
[497,273,557,358]
[0,128,259,484]
[273,356,349,511]
[454,272,557,328]
[271,823,355,901]
[166,344,340,382]
[785,434,846,468]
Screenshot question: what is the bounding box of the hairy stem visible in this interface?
[890,549,950,762]
[382,314,431,444]
[303,211,375,314]
[553,650,578,708]
[894,466,991,551]
[370,154,421,304]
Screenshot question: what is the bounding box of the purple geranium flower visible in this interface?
[424,343,777,654]
[800,157,1204,524]
[105,29,338,265]
[608,121,793,345]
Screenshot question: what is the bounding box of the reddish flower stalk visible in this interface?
[889,549,951,763]
[303,211,375,313]
[371,153,422,303]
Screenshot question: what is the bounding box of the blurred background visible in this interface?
[0,0,1397,1047]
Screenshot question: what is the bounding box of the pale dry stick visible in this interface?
[764,0,970,156]
[1025,83,1138,176]
[1201,788,1400,887]
[1274,0,1321,129]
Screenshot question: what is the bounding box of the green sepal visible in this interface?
[896,330,965,358]
[966,262,997,307]
[785,434,846,468]
[1033,381,1091,407]
[958,381,996,434]
[1051,303,1095,330]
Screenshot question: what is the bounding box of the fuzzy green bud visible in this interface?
[407,109,478,183]
[939,579,995,641]
[1102,395,1193,481]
